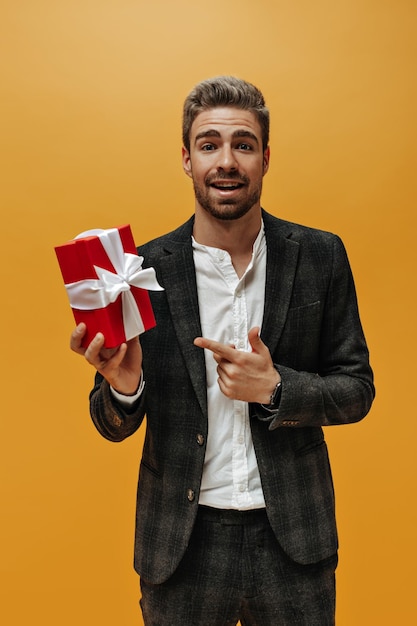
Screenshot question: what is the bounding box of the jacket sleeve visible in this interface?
[253,235,375,429]
[89,373,146,442]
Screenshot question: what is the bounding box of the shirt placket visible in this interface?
[232,282,253,507]
[211,248,258,509]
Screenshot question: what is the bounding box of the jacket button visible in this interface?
[187,489,195,502]
[196,433,205,446]
[111,414,122,427]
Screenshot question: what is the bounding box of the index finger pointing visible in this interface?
[194,337,236,360]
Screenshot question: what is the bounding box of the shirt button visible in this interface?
[237,435,244,445]
[196,433,205,446]
[187,489,195,502]
[239,485,245,492]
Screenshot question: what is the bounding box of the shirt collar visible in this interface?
[192,219,265,257]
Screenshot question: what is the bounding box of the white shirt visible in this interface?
[112,223,267,510]
[192,224,266,510]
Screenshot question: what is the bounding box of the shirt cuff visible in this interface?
[110,373,145,406]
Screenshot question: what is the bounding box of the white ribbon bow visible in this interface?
[65,228,163,339]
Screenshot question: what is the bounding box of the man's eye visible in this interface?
[237,143,252,151]
[201,144,216,151]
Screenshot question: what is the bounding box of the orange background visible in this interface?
[1,1,416,624]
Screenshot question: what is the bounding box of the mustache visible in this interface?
[205,171,249,185]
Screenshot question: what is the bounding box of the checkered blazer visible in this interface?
[90,210,374,584]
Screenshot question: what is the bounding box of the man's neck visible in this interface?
[193,207,262,278]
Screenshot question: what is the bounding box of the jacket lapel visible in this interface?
[158,222,208,418]
[261,213,300,356]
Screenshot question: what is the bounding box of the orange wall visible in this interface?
[1,1,416,624]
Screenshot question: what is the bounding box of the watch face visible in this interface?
[271,382,282,405]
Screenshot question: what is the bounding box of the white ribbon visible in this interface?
[65,227,163,339]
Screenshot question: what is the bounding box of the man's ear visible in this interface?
[182,147,192,178]
[263,146,270,175]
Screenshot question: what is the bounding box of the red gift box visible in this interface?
[55,225,163,348]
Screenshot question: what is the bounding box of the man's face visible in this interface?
[182,107,270,221]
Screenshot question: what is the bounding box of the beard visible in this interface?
[193,172,262,221]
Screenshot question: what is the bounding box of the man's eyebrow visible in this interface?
[194,129,221,144]
[193,129,259,145]
[232,130,259,143]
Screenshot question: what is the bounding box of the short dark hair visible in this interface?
[182,76,269,151]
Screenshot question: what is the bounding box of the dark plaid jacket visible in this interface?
[90,210,375,584]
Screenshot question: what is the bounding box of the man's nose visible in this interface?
[216,145,238,171]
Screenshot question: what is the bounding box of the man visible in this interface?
[71,76,374,625]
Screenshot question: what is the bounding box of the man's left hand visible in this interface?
[194,327,280,404]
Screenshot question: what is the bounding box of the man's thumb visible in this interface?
[248,326,263,353]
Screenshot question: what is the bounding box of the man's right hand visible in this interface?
[70,323,143,395]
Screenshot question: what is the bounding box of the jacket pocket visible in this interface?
[291,428,326,457]
[277,301,322,370]
[295,439,326,457]
[140,459,162,478]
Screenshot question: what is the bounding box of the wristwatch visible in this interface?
[269,380,282,406]
[260,376,282,411]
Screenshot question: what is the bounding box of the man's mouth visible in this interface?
[210,181,245,190]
